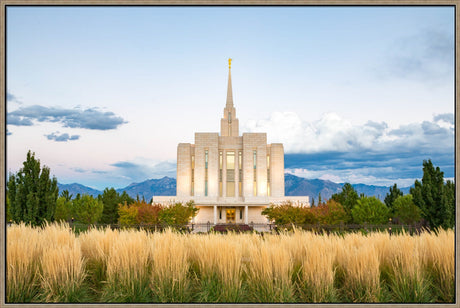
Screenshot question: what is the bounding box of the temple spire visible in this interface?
[221,58,239,137]
[226,58,233,107]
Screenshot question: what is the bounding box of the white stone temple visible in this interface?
[152,59,309,227]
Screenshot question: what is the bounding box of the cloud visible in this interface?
[7,92,22,104]
[382,29,454,81]
[45,132,80,142]
[6,129,12,136]
[8,105,127,130]
[246,111,454,186]
[433,113,454,125]
[7,114,34,126]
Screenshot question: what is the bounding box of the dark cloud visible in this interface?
[8,105,127,130]
[45,132,80,142]
[7,114,34,126]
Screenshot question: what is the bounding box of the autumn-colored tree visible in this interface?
[118,202,138,226]
[135,201,163,225]
[313,199,349,225]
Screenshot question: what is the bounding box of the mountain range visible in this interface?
[58,174,412,201]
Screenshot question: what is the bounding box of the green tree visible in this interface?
[351,196,389,224]
[331,183,359,222]
[392,194,421,225]
[410,159,450,229]
[159,201,198,226]
[55,196,74,222]
[442,180,455,229]
[384,183,403,213]
[7,150,59,226]
[262,201,312,226]
[72,194,103,224]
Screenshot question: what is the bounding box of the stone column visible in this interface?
[222,150,227,197]
[244,205,248,224]
[214,205,217,225]
[235,150,239,197]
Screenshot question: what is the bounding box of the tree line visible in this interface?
[263,160,455,230]
[7,151,198,227]
[6,151,455,230]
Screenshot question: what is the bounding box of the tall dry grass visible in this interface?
[102,229,151,302]
[7,223,455,303]
[7,223,43,302]
[149,229,190,302]
[335,232,382,302]
[187,232,244,302]
[419,229,455,302]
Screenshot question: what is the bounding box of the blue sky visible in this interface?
[6,6,455,190]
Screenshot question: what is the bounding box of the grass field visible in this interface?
[6,222,455,303]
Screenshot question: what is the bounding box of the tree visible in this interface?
[351,196,389,224]
[442,180,455,229]
[392,194,421,225]
[331,183,359,222]
[7,150,59,226]
[135,201,162,224]
[410,159,450,229]
[313,199,349,225]
[55,196,73,222]
[72,194,103,224]
[159,201,198,226]
[384,183,403,213]
[262,201,312,226]
[118,202,138,226]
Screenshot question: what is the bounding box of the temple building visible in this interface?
[152,59,309,227]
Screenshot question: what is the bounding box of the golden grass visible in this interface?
[6,223,455,303]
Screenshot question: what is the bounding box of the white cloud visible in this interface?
[244,111,453,155]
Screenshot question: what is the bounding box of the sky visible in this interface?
[6,6,455,190]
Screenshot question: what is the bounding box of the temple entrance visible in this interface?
[226,208,236,223]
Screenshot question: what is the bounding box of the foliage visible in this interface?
[410,159,454,229]
[118,202,139,226]
[351,196,389,224]
[98,188,135,224]
[313,199,349,225]
[135,201,162,224]
[392,194,421,225]
[159,201,198,225]
[262,201,310,225]
[331,183,359,221]
[384,184,403,213]
[7,150,59,226]
[72,194,104,224]
[55,196,74,222]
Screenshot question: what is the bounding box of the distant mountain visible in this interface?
[285,174,342,199]
[57,183,102,198]
[115,177,176,199]
[285,173,412,201]
[58,174,412,201]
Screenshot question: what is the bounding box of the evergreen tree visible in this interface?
[331,183,359,221]
[410,159,450,229]
[384,183,403,213]
[99,189,135,224]
[7,150,59,226]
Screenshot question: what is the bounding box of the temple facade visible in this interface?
[152,59,309,227]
